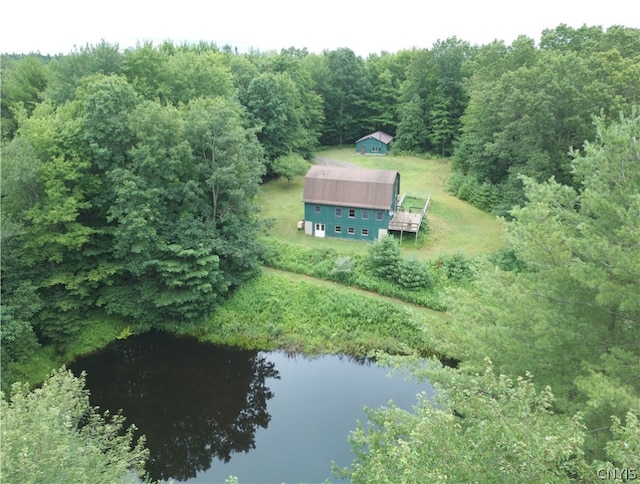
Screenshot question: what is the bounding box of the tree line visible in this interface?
[339,112,640,481]
[3,25,639,189]
[1,23,639,480]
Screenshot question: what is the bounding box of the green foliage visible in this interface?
[363,52,406,135]
[331,256,355,283]
[205,271,433,357]
[46,41,124,104]
[446,112,640,460]
[602,411,640,469]
[487,247,528,272]
[0,282,43,380]
[244,72,306,163]
[159,50,233,105]
[1,368,149,483]
[0,307,40,390]
[2,47,267,346]
[234,48,324,161]
[262,238,447,310]
[434,253,476,284]
[321,48,370,145]
[1,54,49,140]
[447,171,500,212]
[397,256,433,291]
[77,74,139,170]
[271,153,310,183]
[336,361,592,483]
[395,39,472,156]
[365,235,401,280]
[394,93,429,152]
[452,26,640,212]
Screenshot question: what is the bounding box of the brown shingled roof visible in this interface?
[303,165,398,210]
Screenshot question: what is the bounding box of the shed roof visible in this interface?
[303,165,398,210]
[355,131,394,145]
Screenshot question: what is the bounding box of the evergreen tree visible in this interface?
[448,112,640,459]
[365,235,401,281]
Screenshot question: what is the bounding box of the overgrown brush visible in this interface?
[261,238,477,311]
[205,272,434,357]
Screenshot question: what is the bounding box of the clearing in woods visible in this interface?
[257,147,503,260]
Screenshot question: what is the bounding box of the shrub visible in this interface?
[435,253,476,283]
[1,368,149,483]
[397,256,434,291]
[488,248,528,272]
[312,258,334,279]
[331,256,355,283]
[365,235,401,281]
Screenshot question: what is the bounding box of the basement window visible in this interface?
[361,228,369,236]
[335,225,342,233]
[348,227,355,235]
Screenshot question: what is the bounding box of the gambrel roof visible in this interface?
[303,165,398,210]
[355,131,394,145]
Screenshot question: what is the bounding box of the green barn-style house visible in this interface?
[355,131,393,155]
[301,165,400,241]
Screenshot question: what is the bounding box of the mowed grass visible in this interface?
[256,147,504,259]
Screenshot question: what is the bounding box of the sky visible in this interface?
[2,0,639,57]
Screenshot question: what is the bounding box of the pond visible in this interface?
[70,331,432,483]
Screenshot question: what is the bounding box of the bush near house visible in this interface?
[262,238,476,310]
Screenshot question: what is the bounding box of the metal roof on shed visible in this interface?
[355,131,394,145]
[303,165,398,210]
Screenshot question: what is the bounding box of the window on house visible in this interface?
[361,228,369,236]
[348,209,356,218]
[376,211,384,221]
[335,225,342,233]
[361,210,369,220]
[348,227,355,235]
[315,205,321,213]
[372,146,379,152]
[335,207,342,217]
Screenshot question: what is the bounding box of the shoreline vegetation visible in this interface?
[18,149,496,387]
[3,33,639,481]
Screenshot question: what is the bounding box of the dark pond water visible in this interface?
[70,331,432,484]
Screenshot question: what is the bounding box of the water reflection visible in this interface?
[70,331,279,482]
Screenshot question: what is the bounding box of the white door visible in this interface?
[314,223,326,237]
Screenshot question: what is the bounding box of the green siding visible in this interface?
[304,203,389,241]
[355,137,389,154]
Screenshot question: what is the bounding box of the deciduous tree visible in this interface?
[337,361,590,483]
[1,368,149,483]
[271,153,309,183]
[447,112,640,459]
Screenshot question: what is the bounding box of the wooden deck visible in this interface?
[388,211,423,232]
[388,193,431,244]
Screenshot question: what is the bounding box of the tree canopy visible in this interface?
[1,368,149,483]
[445,111,640,463]
[2,26,640,480]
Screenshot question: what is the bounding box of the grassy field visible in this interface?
[16,150,494,388]
[257,148,504,259]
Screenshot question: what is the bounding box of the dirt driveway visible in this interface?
[314,156,360,168]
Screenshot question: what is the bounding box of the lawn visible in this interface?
[256,148,503,259]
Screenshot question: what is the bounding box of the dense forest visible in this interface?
[1,23,639,482]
